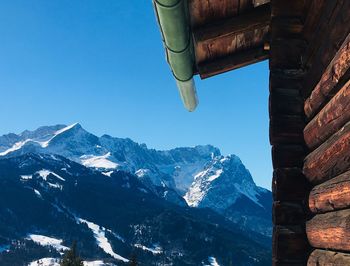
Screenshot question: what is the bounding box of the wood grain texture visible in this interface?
[273,225,309,261]
[188,0,239,28]
[197,47,268,79]
[273,201,306,225]
[270,115,305,145]
[304,79,350,150]
[304,33,350,120]
[306,209,350,251]
[303,0,350,98]
[272,168,309,201]
[309,170,350,213]
[269,88,303,116]
[272,145,305,169]
[193,4,270,65]
[307,249,350,266]
[303,122,350,185]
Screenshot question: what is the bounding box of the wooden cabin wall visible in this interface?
[269,1,310,265]
[301,1,350,265]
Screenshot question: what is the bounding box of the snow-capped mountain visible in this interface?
[0,124,272,236]
[0,153,271,265]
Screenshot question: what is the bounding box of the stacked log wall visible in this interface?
[269,1,310,265]
[300,1,350,265]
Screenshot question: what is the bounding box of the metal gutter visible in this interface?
[153,0,199,112]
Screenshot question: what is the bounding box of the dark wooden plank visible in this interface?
[270,38,307,70]
[306,209,350,251]
[270,115,305,145]
[269,69,304,92]
[272,168,309,201]
[302,0,327,41]
[273,225,309,261]
[303,122,350,185]
[309,170,350,214]
[304,80,350,150]
[272,145,305,169]
[273,201,306,225]
[269,88,303,116]
[303,0,350,97]
[304,33,350,119]
[271,17,303,39]
[194,4,270,43]
[193,4,270,64]
[271,0,307,18]
[197,48,269,79]
[188,0,239,28]
[307,249,350,266]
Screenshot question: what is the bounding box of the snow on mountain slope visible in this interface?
[184,155,262,210]
[81,153,118,169]
[0,124,80,156]
[78,218,129,263]
[26,235,68,254]
[0,124,272,236]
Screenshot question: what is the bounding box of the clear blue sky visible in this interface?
[0,0,271,189]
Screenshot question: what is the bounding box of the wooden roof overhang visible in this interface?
[189,0,271,79]
[153,0,271,111]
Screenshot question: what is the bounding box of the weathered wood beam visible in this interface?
[273,201,306,225]
[270,38,307,70]
[197,48,268,79]
[303,0,350,98]
[271,0,306,18]
[273,225,309,262]
[188,0,239,28]
[307,249,350,266]
[193,4,270,43]
[269,69,304,92]
[270,115,304,145]
[272,168,309,201]
[306,209,350,252]
[309,170,350,214]
[269,88,303,116]
[304,79,350,150]
[304,32,350,119]
[303,122,350,185]
[272,145,305,169]
[271,17,303,39]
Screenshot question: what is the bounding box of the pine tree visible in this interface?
[60,241,84,266]
[129,254,138,266]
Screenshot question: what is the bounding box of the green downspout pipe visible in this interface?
[153,0,198,112]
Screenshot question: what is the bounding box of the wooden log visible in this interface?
[197,48,268,79]
[271,0,306,18]
[303,122,350,184]
[188,0,239,28]
[269,88,303,116]
[302,0,327,41]
[309,170,350,213]
[273,225,309,261]
[193,4,270,44]
[194,25,269,64]
[271,17,303,39]
[306,209,350,251]
[303,0,350,98]
[269,69,304,92]
[304,33,350,119]
[304,80,350,150]
[273,201,306,225]
[270,115,305,145]
[272,145,305,169]
[307,249,350,266]
[270,38,307,69]
[272,168,309,201]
